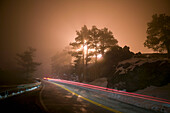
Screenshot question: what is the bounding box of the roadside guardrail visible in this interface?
[0,82,41,100]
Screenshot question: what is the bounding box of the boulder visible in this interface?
[107,58,170,92]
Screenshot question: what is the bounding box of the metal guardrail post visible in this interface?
[5,91,8,98]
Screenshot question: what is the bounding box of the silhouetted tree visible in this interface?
[70,25,92,80]
[102,45,134,77]
[99,28,118,56]
[69,25,119,81]
[144,14,170,58]
[89,26,100,63]
[16,47,41,77]
[69,42,84,81]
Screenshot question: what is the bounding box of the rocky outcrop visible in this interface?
[107,58,170,92]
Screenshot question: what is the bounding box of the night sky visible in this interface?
[0,0,169,76]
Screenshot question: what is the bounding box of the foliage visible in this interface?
[85,45,134,82]
[89,26,100,63]
[144,14,170,58]
[99,28,118,56]
[16,47,41,77]
[101,45,134,77]
[69,25,118,81]
[69,25,91,81]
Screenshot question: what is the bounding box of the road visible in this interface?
[0,85,45,113]
[42,80,158,113]
[0,80,159,113]
[40,80,118,113]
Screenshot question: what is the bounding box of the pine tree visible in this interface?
[16,47,41,77]
[69,25,91,80]
[144,14,170,58]
[99,28,118,57]
[89,26,100,63]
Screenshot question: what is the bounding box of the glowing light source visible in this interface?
[43,77,50,80]
[84,45,87,55]
[97,54,102,58]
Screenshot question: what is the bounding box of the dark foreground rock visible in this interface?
[107,58,170,92]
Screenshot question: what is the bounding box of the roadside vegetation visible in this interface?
[51,13,170,85]
[0,47,41,85]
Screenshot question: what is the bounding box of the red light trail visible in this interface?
[46,78,170,105]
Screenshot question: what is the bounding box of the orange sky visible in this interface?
[0,0,169,75]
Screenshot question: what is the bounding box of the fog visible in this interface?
[0,0,169,76]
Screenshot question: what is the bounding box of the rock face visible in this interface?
[107,58,170,92]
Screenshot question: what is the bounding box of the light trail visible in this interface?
[51,79,170,102]
[49,78,170,104]
[47,78,170,104]
[52,82,122,113]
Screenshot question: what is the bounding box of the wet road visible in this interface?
[40,80,157,113]
[40,80,115,113]
[0,80,159,113]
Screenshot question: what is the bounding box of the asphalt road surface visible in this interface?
[40,80,118,113]
[43,80,158,113]
[0,80,159,113]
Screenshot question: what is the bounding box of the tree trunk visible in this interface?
[86,45,88,66]
[95,53,97,64]
[85,46,88,81]
[82,44,85,80]
[165,42,170,58]
[95,44,98,64]
[101,47,104,57]
[167,45,170,58]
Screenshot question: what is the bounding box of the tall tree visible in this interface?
[74,25,92,66]
[99,28,118,56]
[69,25,119,81]
[144,14,170,58]
[69,41,84,80]
[16,47,41,77]
[69,25,91,80]
[89,26,100,63]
